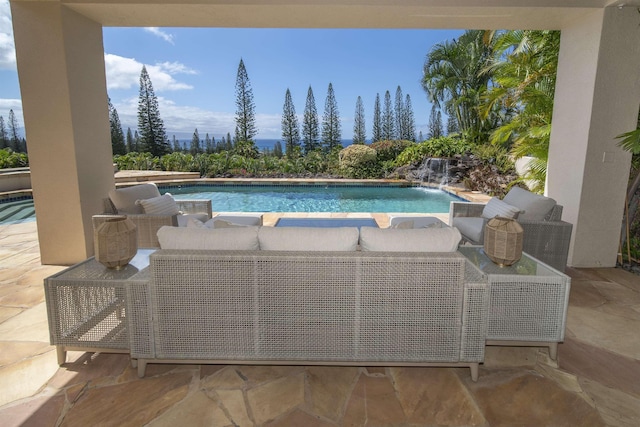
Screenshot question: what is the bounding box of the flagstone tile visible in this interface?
[566,306,640,359]
[0,349,59,407]
[389,367,486,426]
[306,366,359,422]
[215,388,253,426]
[202,366,246,390]
[234,364,304,386]
[568,279,608,308]
[0,302,49,342]
[146,390,232,427]
[264,409,337,427]
[483,346,538,367]
[246,373,305,425]
[465,369,605,426]
[579,377,640,427]
[0,393,66,427]
[61,372,192,426]
[16,265,65,286]
[47,353,131,390]
[342,373,407,426]
[0,341,52,366]
[0,306,22,324]
[0,284,44,308]
[558,336,640,397]
[592,267,640,291]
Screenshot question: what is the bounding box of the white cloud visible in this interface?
[0,0,16,70]
[144,27,175,45]
[105,54,195,91]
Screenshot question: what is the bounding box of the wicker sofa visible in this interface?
[127,225,490,381]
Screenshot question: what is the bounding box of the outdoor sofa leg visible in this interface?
[56,346,66,365]
[137,360,147,378]
[549,343,558,361]
[470,363,479,382]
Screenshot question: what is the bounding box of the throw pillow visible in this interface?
[108,183,161,214]
[390,220,414,229]
[157,226,260,250]
[258,226,359,251]
[359,226,462,252]
[136,193,180,216]
[186,218,207,228]
[481,197,521,220]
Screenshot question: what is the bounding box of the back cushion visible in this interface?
[359,226,461,252]
[109,183,161,214]
[503,187,556,221]
[157,226,260,250]
[258,227,360,251]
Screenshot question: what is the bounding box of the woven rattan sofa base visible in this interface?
[128,250,490,381]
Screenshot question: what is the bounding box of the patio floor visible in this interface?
[1,215,639,426]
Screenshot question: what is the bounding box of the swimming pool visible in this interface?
[164,184,462,213]
[0,184,464,224]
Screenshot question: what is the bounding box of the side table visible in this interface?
[44,249,153,364]
[459,245,571,360]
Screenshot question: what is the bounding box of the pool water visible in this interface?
[165,185,461,213]
[0,185,464,224]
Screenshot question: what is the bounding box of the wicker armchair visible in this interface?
[450,196,573,272]
[93,183,212,248]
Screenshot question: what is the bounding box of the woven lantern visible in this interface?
[94,216,137,269]
[484,216,523,267]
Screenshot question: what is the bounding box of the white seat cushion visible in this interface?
[359,226,461,252]
[258,226,359,251]
[108,183,161,214]
[157,225,260,250]
[481,197,521,219]
[388,216,444,228]
[503,187,556,221]
[451,217,486,244]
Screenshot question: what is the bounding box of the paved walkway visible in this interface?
[1,217,639,426]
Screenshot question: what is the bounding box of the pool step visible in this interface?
[0,199,36,223]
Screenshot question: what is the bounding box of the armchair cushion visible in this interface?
[481,197,521,220]
[108,183,161,214]
[177,213,211,227]
[136,193,180,216]
[359,226,461,252]
[451,217,485,244]
[502,187,556,222]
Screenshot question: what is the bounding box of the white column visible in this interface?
[547,6,640,267]
[11,2,114,264]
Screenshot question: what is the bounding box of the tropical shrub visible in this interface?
[338,144,379,178]
[113,152,158,171]
[470,144,515,174]
[0,148,28,168]
[370,140,414,162]
[395,136,472,166]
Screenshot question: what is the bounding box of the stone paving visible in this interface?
[1,216,639,426]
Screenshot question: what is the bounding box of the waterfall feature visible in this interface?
[418,158,451,188]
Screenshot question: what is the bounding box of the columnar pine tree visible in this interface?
[353,96,366,144]
[372,94,382,143]
[137,66,169,156]
[321,83,341,151]
[234,59,258,152]
[382,91,395,141]
[172,135,180,152]
[427,105,444,139]
[0,117,8,149]
[273,141,283,158]
[190,128,202,154]
[205,134,214,153]
[126,128,134,152]
[281,88,301,157]
[404,94,416,141]
[418,131,424,142]
[394,86,404,140]
[108,98,127,155]
[302,86,320,154]
[446,109,459,135]
[133,130,141,152]
[8,110,21,152]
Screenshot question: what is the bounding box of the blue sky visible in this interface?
[0,0,463,142]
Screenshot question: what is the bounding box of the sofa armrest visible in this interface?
[175,199,212,218]
[449,201,485,226]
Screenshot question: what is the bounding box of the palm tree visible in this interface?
[482,30,560,192]
[422,30,496,144]
[617,111,640,262]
